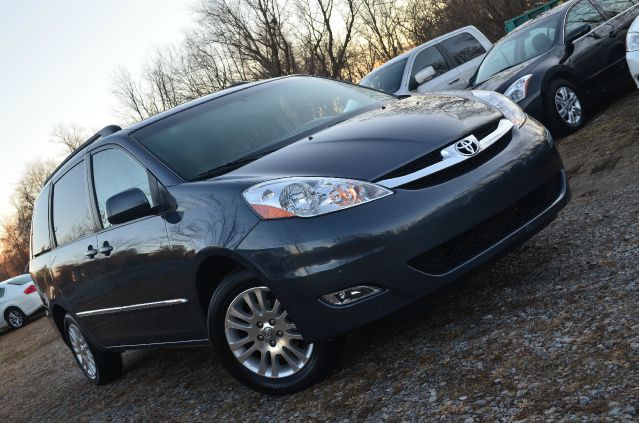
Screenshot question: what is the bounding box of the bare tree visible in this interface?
[110,0,539,118]
[50,123,90,154]
[358,0,410,63]
[296,0,359,79]
[0,159,56,277]
[196,0,298,79]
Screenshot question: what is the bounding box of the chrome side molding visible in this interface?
[378,119,514,189]
[77,298,189,317]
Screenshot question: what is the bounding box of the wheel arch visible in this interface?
[193,248,264,318]
[50,303,70,344]
[541,67,586,100]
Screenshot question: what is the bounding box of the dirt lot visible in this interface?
[1,91,638,422]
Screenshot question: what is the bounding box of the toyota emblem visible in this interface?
[454,138,480,156]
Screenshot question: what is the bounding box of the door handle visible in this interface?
[99,241,113,256]
[448,77,460,85]
[85,246,98,259]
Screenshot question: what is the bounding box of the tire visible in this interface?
[63,315,122,385]
[544,78,587,136]
[208,269,338,394]
[5,307,26,329]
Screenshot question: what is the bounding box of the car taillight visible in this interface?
[24,284,37,295]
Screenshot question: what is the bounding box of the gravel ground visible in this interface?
[1,91,638,422]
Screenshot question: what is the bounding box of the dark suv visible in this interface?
[30,76,568,394]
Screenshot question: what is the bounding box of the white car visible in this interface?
[628,16,639,89]
[0,274,44,330]
[359,26,492,95]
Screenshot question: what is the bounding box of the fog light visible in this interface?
[320,285,383,306]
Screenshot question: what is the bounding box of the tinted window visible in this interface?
[132,77,392,181]
[52,161,94,245]
[360,59,408,94]
[595,0,636,14]
[31,186,51,256]
[7,275,33,285]
[566,0,606,34]
[92,149,153,228]
[0,287,4,298]
[524,26,558,57]
[409,46,450,90]
[475,15,561,83]
[440,33,486,66]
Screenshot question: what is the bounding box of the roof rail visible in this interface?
[43,124,122,185]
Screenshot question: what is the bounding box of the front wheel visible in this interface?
[545,79,587,136]
[208,270,338,394]
[64,315,122,385]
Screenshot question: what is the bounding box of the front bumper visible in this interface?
[518,91,547,124]
[627,51,639,89]
[234,118,569,341]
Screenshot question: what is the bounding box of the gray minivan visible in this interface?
[360,26,492,95]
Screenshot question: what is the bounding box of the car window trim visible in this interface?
[564,0,630,43]
[50,156,99,249]
[591,0,639,17]
[31,184,53,258]
[88,143,163,233]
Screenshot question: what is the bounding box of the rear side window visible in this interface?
[7,275,33,286]
[31,186,51,256]
[595,0,636,14]
[439,33,486,66]
[566,0,606,34]
[52,161,94,245]
[92,148,154,228]
[0,287,4,298]
[359,58,407,94]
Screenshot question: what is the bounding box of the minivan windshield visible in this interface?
[131,77,393,181]
[474,14,562,84]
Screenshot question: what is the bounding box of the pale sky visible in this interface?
[0,0,194,218]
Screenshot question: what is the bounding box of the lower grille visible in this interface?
[408,173,564,275]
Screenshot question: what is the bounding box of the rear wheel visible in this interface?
[5,307,26,329]
[545,79,586,135]
[208,270,338,394]
[64,315,122,385]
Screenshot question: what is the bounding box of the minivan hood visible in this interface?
[220,94,501,183]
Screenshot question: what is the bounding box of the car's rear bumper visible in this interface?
[234,118,569,341]
[627,51,639,89]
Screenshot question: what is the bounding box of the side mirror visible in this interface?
[106,188,152,225]
[415,66,437,85]
[565,24,591,45]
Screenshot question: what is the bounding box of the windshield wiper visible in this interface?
[192,150,275,181]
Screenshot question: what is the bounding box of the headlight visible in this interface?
[628,32,639,52]
[243,177,393,219]
[471,90,527,128]
[504,74,533,102]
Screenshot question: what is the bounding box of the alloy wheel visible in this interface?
[554,86,582,125]
[68,324,97,379]
[224,286,313,379]
[8,310,23,328]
